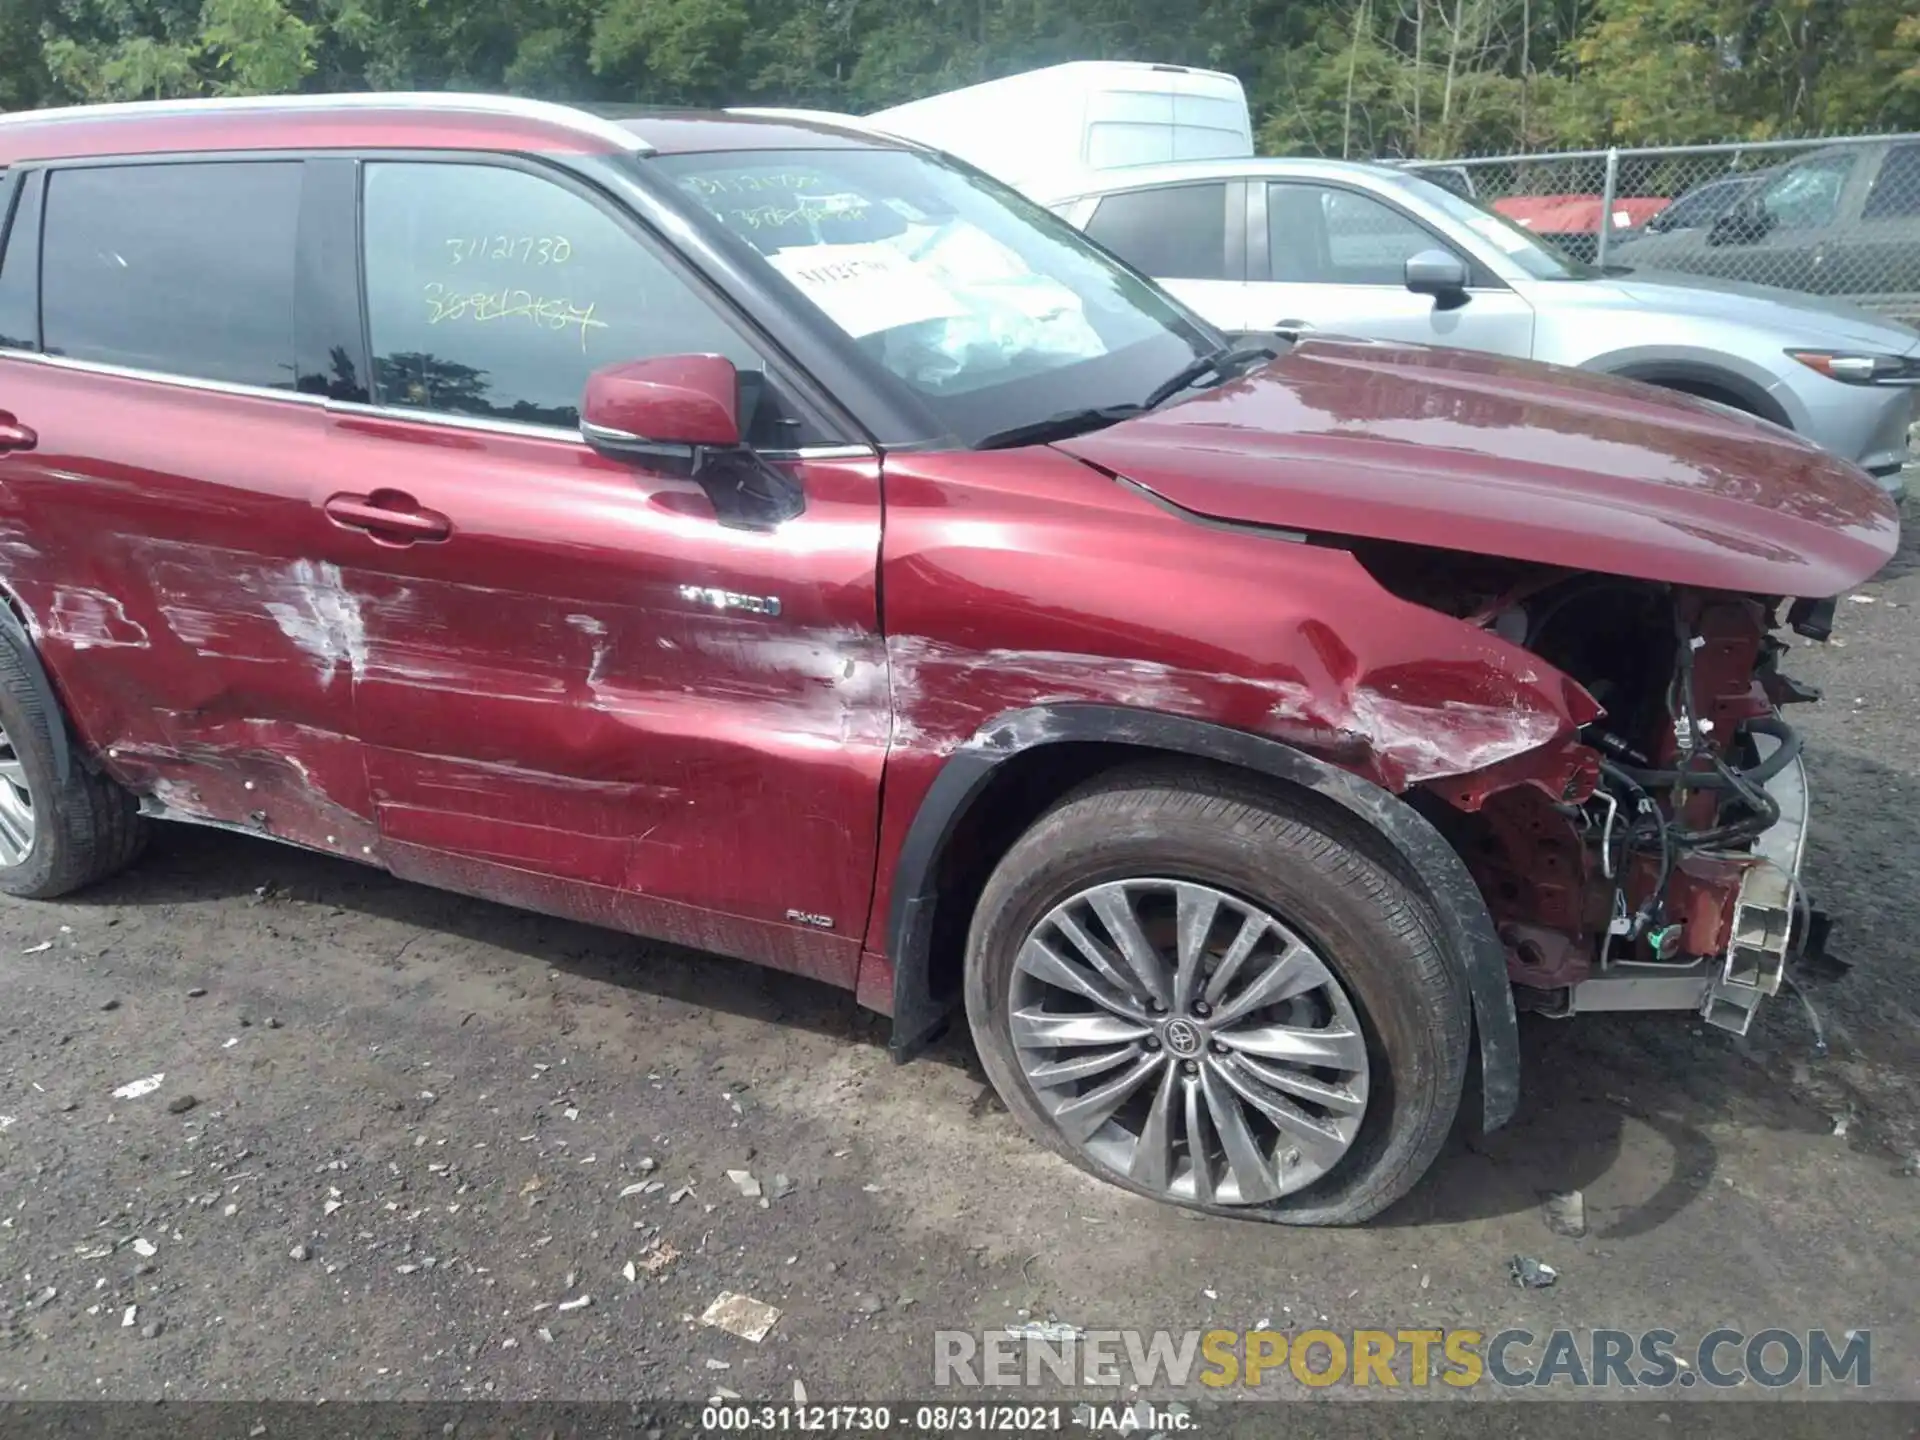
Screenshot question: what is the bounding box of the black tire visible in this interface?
[964,762,1471,1226]
[0,625,146,899]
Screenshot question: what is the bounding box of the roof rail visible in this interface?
[0,91,653,153]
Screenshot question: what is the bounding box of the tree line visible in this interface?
[4,0,1917,159]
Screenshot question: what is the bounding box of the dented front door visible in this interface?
[335,422,887,986]
[338,153,887,984]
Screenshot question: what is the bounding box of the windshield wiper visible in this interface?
[975,403,1143,451]
[973,346,1276,452]
[1140,344,1277,412]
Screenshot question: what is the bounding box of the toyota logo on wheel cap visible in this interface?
[1162,1018,1204,1056]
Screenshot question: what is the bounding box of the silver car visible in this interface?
[1038,157,1919,499]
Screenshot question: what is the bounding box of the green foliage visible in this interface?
[201,0,315,94]
[4,0,1916,154]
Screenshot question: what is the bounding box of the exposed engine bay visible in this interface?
[1360,544,1830,1034]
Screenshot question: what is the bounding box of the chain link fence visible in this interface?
[1404,136,1920,328]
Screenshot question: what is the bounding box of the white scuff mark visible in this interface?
[263,559,367,686]
[565,615,612,687]
[0,526,43,565]
[887,635,1216,752]
[45,588,150,651]
[1344,690,1566,783]
[155,604,238,652]
[360,649,568,701]
[891,634,1567,786]
[579,623,890,750]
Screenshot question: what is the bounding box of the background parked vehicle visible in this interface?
[1412,138,1920,330]
[1607,140,1920,326]
[1491,192,1670,263]
[1638,170,1777,236]
[1031,157,1918,498]
[867,60,1252,197]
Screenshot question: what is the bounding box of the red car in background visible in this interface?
[1493,193,1672,261]
[0,95,1897,1224]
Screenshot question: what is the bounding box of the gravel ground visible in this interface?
[0,514,1916,1412]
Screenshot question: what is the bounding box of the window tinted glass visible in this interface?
[363,162,768,433]
[42,162,300,386]
[0,173,40,351]
[1760,153,1853,229]
[1381,171,1591,279]
[1271,183,1450,284]
[1653,178,1736,230]
[1863,145,1920,221]
[1084,184,1228,281]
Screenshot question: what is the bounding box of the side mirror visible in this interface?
[580,355,803,531]
[1708,203,1771,247]
[582,354,741,451]
[1404,249,1470,309]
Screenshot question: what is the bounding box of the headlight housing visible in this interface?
[1786,349,1920,385]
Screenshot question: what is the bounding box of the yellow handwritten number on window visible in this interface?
[443,235,574,266]
[422,282,606,352]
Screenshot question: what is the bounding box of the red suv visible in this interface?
[0,95,1898,1224]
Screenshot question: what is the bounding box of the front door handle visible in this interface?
[0,413,37,454]
[323,489,451,544]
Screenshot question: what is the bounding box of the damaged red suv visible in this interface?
[0,95,1899,1223]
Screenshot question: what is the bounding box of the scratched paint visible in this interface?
[262,559,368,685]
[44,587,151,650]
[887,635,1577,790]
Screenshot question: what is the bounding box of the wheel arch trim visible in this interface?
[885,703,1519,1131]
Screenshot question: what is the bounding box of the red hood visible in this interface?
[1054,339,1899,598]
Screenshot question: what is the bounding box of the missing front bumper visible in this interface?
[1565,728,1811,1031]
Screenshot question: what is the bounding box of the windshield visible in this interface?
[1384,171,1598,280]
[648,147,1221,445]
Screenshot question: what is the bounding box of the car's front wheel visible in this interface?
[965,764,1470,1225]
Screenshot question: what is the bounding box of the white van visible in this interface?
[865,61,1253,195]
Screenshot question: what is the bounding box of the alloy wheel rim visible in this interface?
[0,724,33,867]
[1009,878,1369,1205]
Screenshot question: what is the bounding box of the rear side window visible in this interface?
[1083,184,1229,281]
[41,162,301,388]
[1862,145,1920,221]
[0,172,40,351]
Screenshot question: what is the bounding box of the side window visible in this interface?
[41,162,301,387]
[0,172,39,351]
[1271,183,1450,285]
[1083,184,1228,281]
[361,162,808,445]
[1759,153,1853,230]
[1862,145,1920,221]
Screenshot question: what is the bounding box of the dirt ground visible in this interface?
[1,513,1916,1417]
